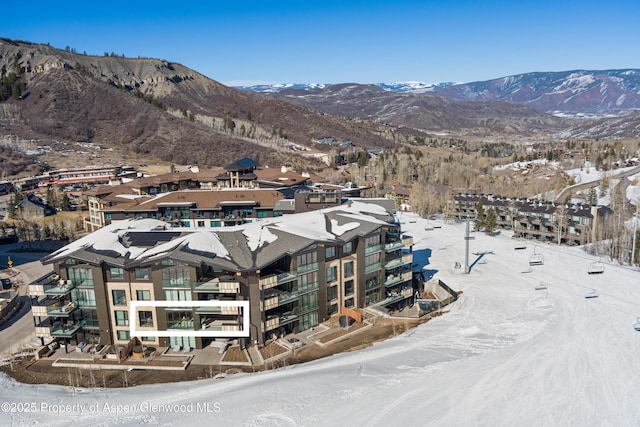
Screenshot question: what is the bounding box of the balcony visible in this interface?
[162,279,191,289]
[263,290,299,310]
[365,280,382,291]
[167,319,195,330]
[384,235,413,251]
[384,271,413,287]
[29,279,75,297]
[259,271,299,289]
[384,253,412,269]
[297,262,318,274]
[263,311,298,332]
[259,274,277,289]
[375,286,414,308]
[384,240,404,251]
[35,320,82,338]
[195,305,239,315]
[277,271,297,284]
[32,301,78,317]
[365,244,383,255]
[364,262,382,274]
[201,319,241,332]
[193,276,240,293]
[299,303,319,314]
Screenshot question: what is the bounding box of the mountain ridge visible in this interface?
[236,69,640,116]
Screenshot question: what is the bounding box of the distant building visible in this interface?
[454,193,612,245]
[83,158,347,232]
[16,193,56,218]
[384,182,412,210]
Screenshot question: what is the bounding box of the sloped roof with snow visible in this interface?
[41,199,396,271]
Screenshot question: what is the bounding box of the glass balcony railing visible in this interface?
[29,280,75,297]
[167,319,194,329]
[384,240,404,251]
[263,289,299,310]
[385,253,412,269]
[193,277,239,293]
[162,279,191,289]
[44,302,78,317]
[384,271,413,287]
[365,244,383,254]
[365,280,382,291]
[277,271,297,284]
[47,322,82,338]
[365,262,382,274]
[297,262,318,274]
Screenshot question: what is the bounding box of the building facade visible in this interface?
[31,200,416,350]
[454,193,612,245]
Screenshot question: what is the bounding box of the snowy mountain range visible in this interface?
[233,81,457,94]
[235,69,640,116]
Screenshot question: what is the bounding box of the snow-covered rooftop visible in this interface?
[41,199,397,270]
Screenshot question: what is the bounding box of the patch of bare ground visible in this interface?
[318,323,368,344]
[258,341,288,360]
[220,346,248,363]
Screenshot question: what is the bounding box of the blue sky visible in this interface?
[3,1,639,85]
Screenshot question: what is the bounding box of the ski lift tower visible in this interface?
[464,218,475,274]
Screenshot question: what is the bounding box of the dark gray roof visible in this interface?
[225,157,258,172]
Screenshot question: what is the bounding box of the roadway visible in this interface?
[0,243,60,358]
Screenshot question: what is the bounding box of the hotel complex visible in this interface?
[29,200,415,350]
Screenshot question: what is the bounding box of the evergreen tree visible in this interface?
[485,207,497,235]
[475,199,486,231]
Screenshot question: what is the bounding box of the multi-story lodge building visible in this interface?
[83,158,357,232]
[30,199,415,351]
[454,193,612,245]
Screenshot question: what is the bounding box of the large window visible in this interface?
[297,251,318,267]
[366,234,381,247]
[299,272,318,293]
[365,252,381,266]
[325,246,336,259]
[344,280,354,296]
[136,290,151,301]
[74,288,96,307]
[326,266,337,283]
[164,289,192,302]
[300,292,318,313]
[162,267,191,287]
[343,241,353,254]
[166,310,193,329]
[134,268,149,280]
[344,261,354,278]
[109,267,124,280]
[68,267,93,287]
[112,289,127,306]
[327,285,338,302]
[115,310,129,326]
[299,311,318,331]
[138,311,154,327]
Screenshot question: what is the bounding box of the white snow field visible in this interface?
[2,213,640,426]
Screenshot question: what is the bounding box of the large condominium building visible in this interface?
[30,199,415,350]
[454,194,613,245]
